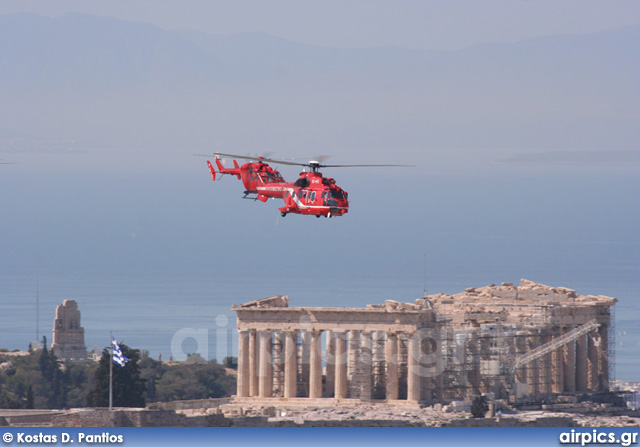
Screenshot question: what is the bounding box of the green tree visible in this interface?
[38,337,55,383]
[139,355,164,403]
[471,395,489,418]
[86,343,146,408]
[155,360,235,402]
[64,362,96,408]
[0,348,71,409]
[25,385,34,409]
[222,356,238,369]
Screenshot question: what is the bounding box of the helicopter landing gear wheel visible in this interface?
[281,212,287,217]
[316,215,321,218]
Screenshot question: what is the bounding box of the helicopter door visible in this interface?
[321,189,329,206]
[286,190,297,208]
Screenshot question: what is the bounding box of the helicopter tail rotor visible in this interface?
[207,161,216,181]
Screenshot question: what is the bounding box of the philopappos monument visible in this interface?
[51,299,87,361]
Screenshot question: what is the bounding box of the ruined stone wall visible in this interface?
[50,409,231,427]
[428,280,615,401]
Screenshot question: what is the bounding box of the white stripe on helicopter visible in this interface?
[256,186,347,211]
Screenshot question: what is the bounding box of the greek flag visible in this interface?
[112,338,130,367]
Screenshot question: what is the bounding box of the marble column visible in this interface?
[385,332,399,400]
[272,331,285,397]
[407,333,420,402]
[325,331,335,397]
[284,330,298,399]
[249,329,258,397]
[309,330,323,399]
[360,331,373,400]
[587,331,599,391]
[575,334,588,392]
[540,333,552,396]
[397,334,408,399]
[526,333,539,398]
[421,330,439,402]
[334,332,348,399]
[372,331,386,399]
[552,345,563,394]
[299,331,311,397]
[237,330,250,397]
[563,335,576,393]
[258,330,273,398]
[348,330,360,398]
[598,324,609,391]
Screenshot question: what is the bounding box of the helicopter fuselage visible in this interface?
[207,157,348,217]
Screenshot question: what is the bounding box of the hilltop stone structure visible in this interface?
[231,280,615,406]
[51,300,87,361]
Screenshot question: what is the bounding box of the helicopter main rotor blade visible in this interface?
[212,152,308,167]
[319,164,415,168]
[195,153,415,169]
[194,152,306,167]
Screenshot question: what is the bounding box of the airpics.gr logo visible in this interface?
[559,429,638,447]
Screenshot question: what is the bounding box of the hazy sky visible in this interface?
[2,0,640,50]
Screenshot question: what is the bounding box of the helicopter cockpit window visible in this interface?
[271,171,284,182]
[329,189,346,200]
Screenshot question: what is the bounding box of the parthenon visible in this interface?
[232,279,616,405]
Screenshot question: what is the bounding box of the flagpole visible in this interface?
[109,330,113,411]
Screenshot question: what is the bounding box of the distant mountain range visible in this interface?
[1,12,638,160]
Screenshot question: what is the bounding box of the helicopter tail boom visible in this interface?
[207,158,242,180]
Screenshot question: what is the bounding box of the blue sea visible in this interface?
[1,267,638,380]
[1,153,638,380]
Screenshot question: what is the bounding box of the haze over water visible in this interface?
[2,154,638,380]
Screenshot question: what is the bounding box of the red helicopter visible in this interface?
[202,152,411,218]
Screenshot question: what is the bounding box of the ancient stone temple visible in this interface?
[233,295,437,403]
[51,300,87,361]
[231,280,616,406]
